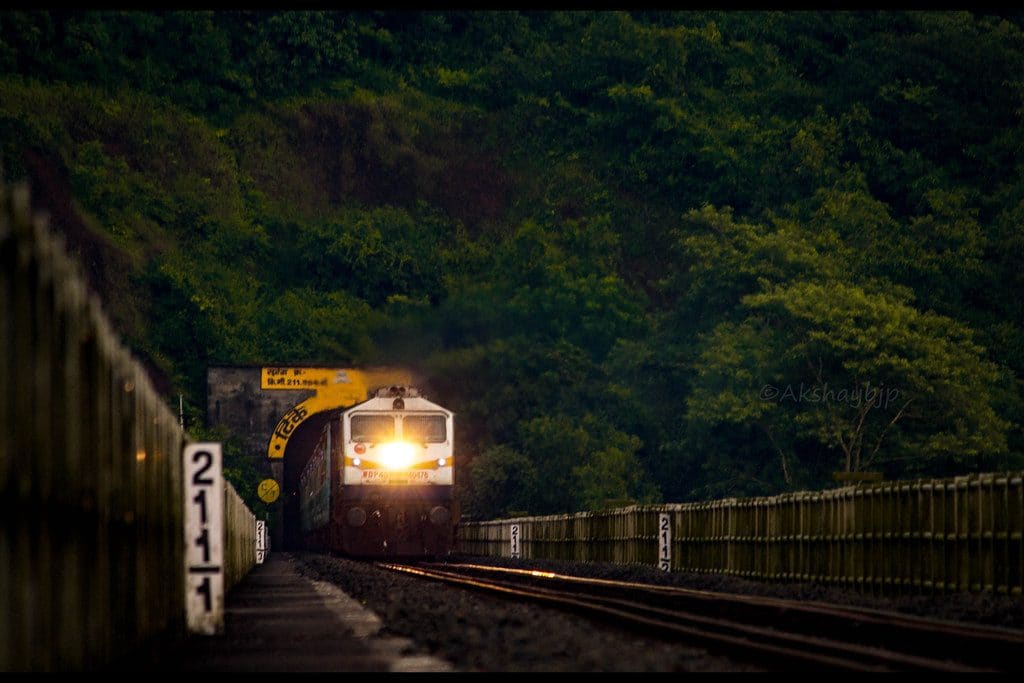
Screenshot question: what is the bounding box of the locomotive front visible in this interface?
[334,385,457,557]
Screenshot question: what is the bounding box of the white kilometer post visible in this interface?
[184,442,225,635]
[658,512,671,572]
[256,520,267,564]
[510,523,520,559]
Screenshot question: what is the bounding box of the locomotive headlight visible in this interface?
[379,441,416,470]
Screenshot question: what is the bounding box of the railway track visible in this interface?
[375,561,1023,672]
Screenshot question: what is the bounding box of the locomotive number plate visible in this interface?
[361,469,431,484]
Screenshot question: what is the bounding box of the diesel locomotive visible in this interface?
[298,385,457,558]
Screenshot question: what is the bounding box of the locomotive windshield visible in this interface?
[402,415,447,443]
[350,414,395,442]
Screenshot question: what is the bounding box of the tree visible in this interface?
[461,445,538,520]
[689,280,1010,484]
[514,414,657,513]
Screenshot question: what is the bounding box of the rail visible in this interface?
[385,561,1023,671]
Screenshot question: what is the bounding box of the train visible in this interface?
[297,385,458,558]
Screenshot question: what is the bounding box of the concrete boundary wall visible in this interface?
[460,472,1024,597]
[1,181,256,671]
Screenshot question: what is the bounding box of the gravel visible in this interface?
[294,552,763,672]
[293,551,1024,672]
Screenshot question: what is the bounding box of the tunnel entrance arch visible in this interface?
[280,409,334,550]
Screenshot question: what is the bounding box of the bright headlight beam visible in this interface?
[379,441,416,470]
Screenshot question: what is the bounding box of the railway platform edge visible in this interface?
[112,552,455,673]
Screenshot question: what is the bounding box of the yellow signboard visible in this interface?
[257,478,280,503]
[262,367,357,392]
[264,367,413,459]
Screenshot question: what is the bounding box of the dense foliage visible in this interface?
[3,10,1023,517]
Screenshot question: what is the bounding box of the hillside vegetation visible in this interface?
[3,11,1023,517]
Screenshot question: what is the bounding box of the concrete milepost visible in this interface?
[256,520,268,564]
[658,513,671,572]
[184,443,224,635]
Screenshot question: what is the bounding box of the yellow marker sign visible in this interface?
[264,367,413,459]
[257,478,280,503]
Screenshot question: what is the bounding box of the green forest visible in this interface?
[3,10,1024,519]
